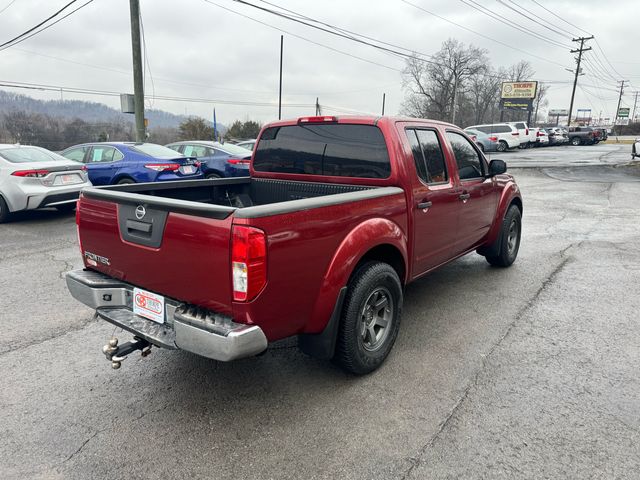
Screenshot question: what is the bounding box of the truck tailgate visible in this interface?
[77,195,234,316]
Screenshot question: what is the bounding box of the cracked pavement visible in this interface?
[1,146,639,480]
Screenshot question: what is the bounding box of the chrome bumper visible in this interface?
[65,269,267,361]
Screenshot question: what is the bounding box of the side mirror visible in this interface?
[488,159,507,177]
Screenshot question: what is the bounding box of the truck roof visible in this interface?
[264,115,459,130]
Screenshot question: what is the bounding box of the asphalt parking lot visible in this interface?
[1,144,639,479]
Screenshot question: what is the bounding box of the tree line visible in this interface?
[0,112,262,151]
[402,38,549,127]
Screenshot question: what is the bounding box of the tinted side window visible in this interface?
[254,124,390,179]
[406,129,428,182]
[515,122,525,129]
[446,131,483,180]
[476,126,491,134]
[495,125,510,133]
[113,149,124,161]
[415,129,447,183]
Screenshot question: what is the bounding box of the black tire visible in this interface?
[55,203,76,213]
[334,262,403,375]
[497,140,508,152]
[485,205,522,268]
[205,173,222,179]
[570,137,581,146]
[0,196,10,223]
[116,178,135,185]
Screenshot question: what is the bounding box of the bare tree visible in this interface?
[402,39,488,124]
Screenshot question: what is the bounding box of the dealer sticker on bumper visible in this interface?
[133,287,165,324]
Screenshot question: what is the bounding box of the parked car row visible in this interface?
[463,122,608,151]
[0,139,254,223]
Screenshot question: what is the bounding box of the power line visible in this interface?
[0,0,18,16]
[528,0,591,37]
[458,0,571,50]
[0,0,79,49]
[0,0,94,52]
[202,0,403,72]
[399,0,570,69]
[497,0,573,40]
[139,3,155,109]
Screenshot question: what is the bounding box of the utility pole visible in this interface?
[567,36,593,127]
[381,93,386,116]
[632,91,639,123]
[278,35,283,120]
[613,80,627,136]
[129,0,145,142]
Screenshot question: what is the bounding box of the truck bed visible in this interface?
[82,177,385,220]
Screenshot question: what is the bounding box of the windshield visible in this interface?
[131,143,185,159]
[0,146,68,163]
[217,143,252,156]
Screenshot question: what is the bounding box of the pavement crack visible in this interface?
[63,430,99,464]
[398,251,574,480]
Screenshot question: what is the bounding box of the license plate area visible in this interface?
[179,165,195,175]
[55,173,83,185]
[133,287,165,324]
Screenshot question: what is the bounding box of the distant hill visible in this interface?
[0,90,225,132]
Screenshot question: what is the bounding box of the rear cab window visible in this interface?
[253,123,391,179]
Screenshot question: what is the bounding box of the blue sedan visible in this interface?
[60,142,202,185]
[165,141,252,178]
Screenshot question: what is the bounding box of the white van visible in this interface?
[465,123,521,152]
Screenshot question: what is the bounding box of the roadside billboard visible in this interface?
[499,98,533,110]
[549,109,569,116]
[617,107,630,118]
[500,81,538,99]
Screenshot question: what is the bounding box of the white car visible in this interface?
[530,128,549,147]
[508,121,535,147]
[633,138,640,159]
[465,123,521,152]
[0,144,91,223]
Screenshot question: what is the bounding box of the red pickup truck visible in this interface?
[66,115,522,374]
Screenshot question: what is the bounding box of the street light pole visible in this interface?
[129,0,145,142]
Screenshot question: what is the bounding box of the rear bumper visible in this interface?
[65,269,267,361]
[3,182,88,212]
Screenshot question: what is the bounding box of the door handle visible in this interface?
[459,193,471,201]
[417,201,432,209]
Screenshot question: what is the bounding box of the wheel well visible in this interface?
[355,244,406,285]
[510,196,523,214]
[114,175,135,183]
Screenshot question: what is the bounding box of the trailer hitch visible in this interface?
[102,336,151,369]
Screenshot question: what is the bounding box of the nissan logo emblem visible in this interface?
[135,205,146,220]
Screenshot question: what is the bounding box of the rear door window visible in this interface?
[446,131,484,180]
[62,146,88,162]
[254,123,390,178]
[90,146,117,163]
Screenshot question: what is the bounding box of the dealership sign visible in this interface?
[549,109,569,116]
[500,81,538,99]
[617,107,630,118]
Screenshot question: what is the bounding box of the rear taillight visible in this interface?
[81,165,88,172]
[227,158,251,165]
[231,225,267,302]
[144,163,180,171]
[11,169,49,177]
[488,136,498,142]
[537,131,542,137]
[525,128,529,135]
[75,198,83,258]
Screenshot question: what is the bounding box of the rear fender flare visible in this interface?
[306,218,408,334]
[483,182,522,249]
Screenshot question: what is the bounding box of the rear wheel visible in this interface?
[205,173,221,179]
[334,262,403,375]
[0,196,10,223]
[497,140,508,152]
[116,178,135,185]
[570,137,581,146]
[485,205,522,268]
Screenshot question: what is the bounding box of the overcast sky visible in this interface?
[1,0,639,127]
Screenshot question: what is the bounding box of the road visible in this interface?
[1,144,639,479]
